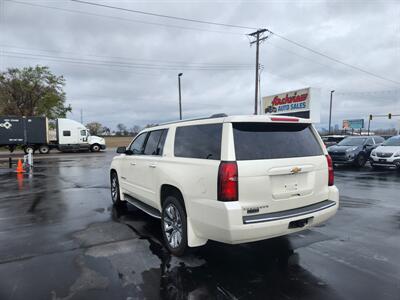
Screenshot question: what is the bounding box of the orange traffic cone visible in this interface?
[17,173,24,190]
[16,159,24,173]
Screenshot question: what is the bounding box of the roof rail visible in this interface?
[210,113,228,118]
[154,113,228,127]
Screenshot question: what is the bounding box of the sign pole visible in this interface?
[328,90,335,134]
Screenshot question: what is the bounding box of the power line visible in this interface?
[2,51,253,71]
[262,40,389,89]
[2,51,253,69]
[5,0,246,36]
[7,0,398,86]
[0,45,252,67]
[2,52,318,88]
[70,0,400,86]
[335,89,400,96]
[71,0,257,30]
[267,30,400,86]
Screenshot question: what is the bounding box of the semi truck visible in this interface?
[0,116,106,154]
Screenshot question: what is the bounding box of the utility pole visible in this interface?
[80,109,83,124]
[249,29,270,115]
[328,90,335,134]
[258,65,264,115]
[178,73,183,120]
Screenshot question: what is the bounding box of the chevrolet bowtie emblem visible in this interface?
[291,167,302,174]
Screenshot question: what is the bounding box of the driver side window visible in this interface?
[366,138,374,145]
[129,133,148,155]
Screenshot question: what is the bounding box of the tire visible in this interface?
[110,171,122,205]
[90,144,101,152]
[23,146,35,154]
[355,154,366,167]
[38,145,50,154]
[161,196,188,256]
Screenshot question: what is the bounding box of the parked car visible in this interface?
[110,115,339,256]
[327,135,384,167]
[370,135,400,170]
[265,105,277,113]
[321,135,347,147]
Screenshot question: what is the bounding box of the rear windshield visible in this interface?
[233,122,323,160]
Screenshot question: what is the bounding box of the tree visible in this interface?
[130,125,141,136]
[0,65,71,118]
[86,122,103,135]
[102,126,111,136]
[116,123,128,136]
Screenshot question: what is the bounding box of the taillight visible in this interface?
[218,161,238,201]
[326,155,334,186]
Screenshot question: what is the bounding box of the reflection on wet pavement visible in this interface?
[0,151,399,299]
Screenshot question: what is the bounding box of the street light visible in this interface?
[178,73,183,120]
[328,90,335,134]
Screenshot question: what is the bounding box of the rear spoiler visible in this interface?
[223,115,312,124]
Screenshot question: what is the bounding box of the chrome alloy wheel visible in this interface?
[111,175,118,203]
[163,204,183,248]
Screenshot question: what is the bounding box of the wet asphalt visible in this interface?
[0,150,399,300]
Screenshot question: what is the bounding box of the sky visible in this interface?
[0,0,399,131]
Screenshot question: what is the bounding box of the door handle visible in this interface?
[149,164,157,168]
[130,162,136,166]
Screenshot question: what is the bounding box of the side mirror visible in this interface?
[116,146,126,154]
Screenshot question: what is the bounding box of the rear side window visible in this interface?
[157,130,168,155]
[63,130,71,137]
[144,129,168,156]
[174,124,222,160]
[233,122,323,160]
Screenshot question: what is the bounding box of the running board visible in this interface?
[123,194,161,219]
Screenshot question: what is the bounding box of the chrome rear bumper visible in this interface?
[243,200,336,224]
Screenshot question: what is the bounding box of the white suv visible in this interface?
[110,115,339,255]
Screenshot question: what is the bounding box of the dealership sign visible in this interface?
[343,119,364,129]
[263,87,320,122]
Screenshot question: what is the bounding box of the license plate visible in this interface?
[379,159,386,162]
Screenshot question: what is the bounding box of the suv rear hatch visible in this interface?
[232,121,329,215]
